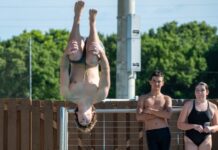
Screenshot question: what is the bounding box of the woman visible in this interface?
[177,82,218,150]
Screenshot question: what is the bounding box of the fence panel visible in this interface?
[0,100,4,150]
[1,99,218,150]
[129,113,141,150]
[128,102,142,150]
[118,102,129,149]
[94,103,104,150]
[7,100,17,150]
[43,101,54,150]
[20,100,31,150]
[66,102,78,150]
[68,113,79,150]
[104,102,115,150]
[32,101,41,150]
[169,111,184,150]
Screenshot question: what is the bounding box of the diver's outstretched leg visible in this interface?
[86,9,103,66]
[65,1,85,61]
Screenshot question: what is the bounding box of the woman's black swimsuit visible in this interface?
[185,100,212,146]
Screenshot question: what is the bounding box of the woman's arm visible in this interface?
[205,103,218,133]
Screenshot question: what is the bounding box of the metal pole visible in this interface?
[29,37,32,101]
[60,107,68,150]
[103,113,106,150]
[116,0,136,99]
[65,108,69,150]
[116,0,126,98]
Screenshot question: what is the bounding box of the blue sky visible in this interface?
[0,0,218,40]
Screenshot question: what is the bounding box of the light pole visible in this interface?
[29,37,32,101]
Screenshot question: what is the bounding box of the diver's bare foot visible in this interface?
[89,9,97,25]
[74,1,85,23]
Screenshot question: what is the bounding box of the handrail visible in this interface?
[68,107,182,113]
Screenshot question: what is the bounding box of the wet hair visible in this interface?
[150,70,164,79]
[74,106,97,133]
[196,82,209,92]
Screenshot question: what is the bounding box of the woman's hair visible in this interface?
[74,106,97,133]
[196,82,209,92]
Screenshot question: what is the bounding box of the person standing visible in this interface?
[177,82,218,150]
[136,70,172,150]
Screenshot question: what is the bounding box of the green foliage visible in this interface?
[0,32,30,98]
[137,21,217,98]
[30,29,68,100]
[0,29,68,99]
[0,21,217,99]
[199,36,218,98]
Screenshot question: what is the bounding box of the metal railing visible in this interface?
[59,99,182,150]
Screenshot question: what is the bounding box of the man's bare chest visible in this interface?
[144,97,166,109]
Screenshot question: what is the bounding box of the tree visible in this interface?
[0,21,217,100]
[0,29,68,100]
[0,32,30,98]
[137,21,217,98]
[29,29,68,100]
[199,36,218,98]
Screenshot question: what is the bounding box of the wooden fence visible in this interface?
[0,99,218,150]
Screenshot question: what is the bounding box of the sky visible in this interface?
[0,0,218,40]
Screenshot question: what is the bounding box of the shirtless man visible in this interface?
[60,0,110,133]
[136,70,172,150]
